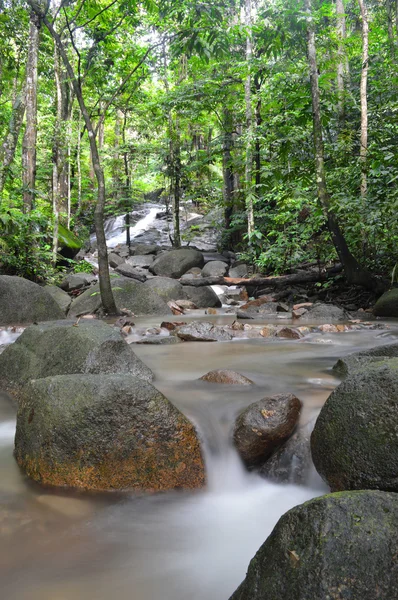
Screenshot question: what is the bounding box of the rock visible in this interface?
[15,374,205,491]
[0,276,65,325]
[115,263,147,282]
[298,303,347,322]
[175,322,233,342]
[142,277,186,302]
[160,321,186,331]
[68,276,172,318]
[168,301,185,315]
[203,252,229,264]
[333,342,398,378]
[44,285,72,315]
[199,370,254,385]
[233,394,302,467]
[60,273,97,292]
[201,261,228,278]
[175,299,198,309]
[107,252,124,268]
[126,255,154,269]
[276,327,302,340]
[373,288,398,317]
[130,243,158,256]
[318,323,338,332]
[311,359,398,492]
[259,325,278,337]
[258,421,314,484]
[231,320,244,331]
[229,490,398,600]
[185,267,202,276]
[292,308,307,319]
[229,264,248,278]
[237,297,278,319]
[135,336,181,345]
[0,319,153,400]
[151,248,204,278]
[183,285,222,308]
[293,302,313,310]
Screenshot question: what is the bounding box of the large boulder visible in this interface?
[298,303,347,322]
[230,491,398,600]
[333,342,398,378]
[0,320,153,401]
[68,276,172,317]
[115,263,147,282]
[175,321,233,342]
[151,248,204,278]
[201,261,228,278]
[126,255,154,269]
[0,275,65,325]
[15,374,205,491]
[183,285,222,308]
[373,288,398,317]
[143,277,187,302]
[44,285,72,315]
[311,359,398,492]
[60,272,97,292]
[233,394,302,467]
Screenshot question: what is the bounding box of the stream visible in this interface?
[1,321,398,599]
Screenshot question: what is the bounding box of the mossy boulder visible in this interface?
[230,491,398,600]
[0,275,65,325]
[333,342,398,378]
[151,248,204,278]
[143,277,187,302]
[15,374,205,491]
[373,288,398,317]
[68,276,172,317]
[311,359,398,492]
[0,320,152,401]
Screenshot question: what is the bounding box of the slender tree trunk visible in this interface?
[22,10,40,212]
[254,73,263,189]
[77,109,82,211]
[223,108,235,232]
[305,0,375,290]
[336,0,348,125]
[245,0,254,239]
[0,92,26,199]
[30,5,117,314]
[358,0,369,204]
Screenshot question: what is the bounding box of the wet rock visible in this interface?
[297,303,347,322]
[293,302,313,310]
[44,285,72,315]
[318,323,338,332]
[15,374,205,491]
[184,285,222,308]
[135,336,181,345]
[151,248,204,278]
[160,321,186,331]
[237,297,278,319]
[0,319,153,400]
[107,252,124,268]
[130,243,158,256]
[292,307,307,319]
[68,276,171,318]
[230,320,244,331]
[276,327,302,340]
[229,491,398,600]
[199,370,254,385]
[233,394,302,467]
[115,263,147,282]
[311,359,398,492]
[126,255,154,269]
[201,261,228,278]
[333,342,398,378]
[373,288,398,317]
[259,325,278,337]
[0,276,65,326]
[143,277,186,302]
[175,299,198,310]
[60,273,97,292]
[175,322,233,342]
[229,264,248,278]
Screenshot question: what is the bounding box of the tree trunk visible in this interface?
[336,0,349,125]
[223,108,234,230]
[0,91,26,199]
[22,10,40,212]
[245,0,254,239]
[30,5,118,314]
[304,0,376,290]
[358,0,369,204]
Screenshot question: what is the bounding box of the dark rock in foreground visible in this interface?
[0,275,65,325]
[151,248,204,278]
[15,374,205,491]
[311,359,398,492]
[373,288,398,317]
[199,370,254,385]
[0,320,152,401]
[230,491,398,600]
[233,394,301,467]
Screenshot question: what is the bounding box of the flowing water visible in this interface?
[1,320,398,600]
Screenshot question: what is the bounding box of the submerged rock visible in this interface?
[230,491,398,600]
[0,319,152,401]
[15,374,205,491]
[311,359,398,492]
[199,370,254,385]
[151,248,204,278]
[175,322,233,342]
[373,288,398,317]
[0,275,65,326]
[233,394,302,467]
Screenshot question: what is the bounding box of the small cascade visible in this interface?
[107,206,161,248]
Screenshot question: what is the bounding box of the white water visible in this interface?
[107,207,160,248]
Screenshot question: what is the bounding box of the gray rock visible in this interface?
[135,336,181,345]
[237,298,278,319]
[175,322,233,342]
[298,303,347,322]
[203,253,229,264]
[233,394,302,467]
[311,359,398,492]
[0,319,153,400]
[15,374,205,491]
[229,264,248,278]
[183,285,222,308]
[44,285,72,315]
[143,277,186,302]
[130,243,158,256]
[68,277,172,318]
[115,263,147,282]
[373,288,398,317]
[199,370,254,385]
[201,261,228,278]
[333,342,398,378]
[0,275,65,325]
[151,248,204,278]
[108,252,124,268]
[126,255,155,269]
[60,273,97,292]
[230,491,398,600]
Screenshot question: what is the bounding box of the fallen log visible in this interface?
[179,270,336,288]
